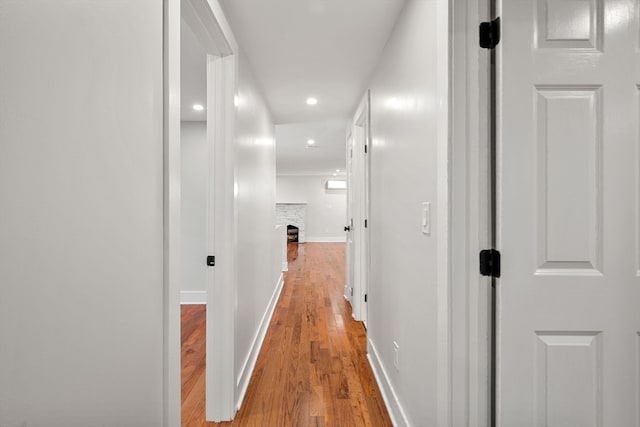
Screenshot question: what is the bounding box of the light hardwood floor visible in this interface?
[181,243,392,426]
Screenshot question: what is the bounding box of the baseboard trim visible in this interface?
[180,290,206,305]
[367,339,410,427]
[282,261,289,272]
[305,236,346,243]
[235,273,285,410]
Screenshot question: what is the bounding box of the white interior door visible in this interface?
[352,122,367,322]
[346,133,355,305]
[497,0,640,425]
[358,92,371,327]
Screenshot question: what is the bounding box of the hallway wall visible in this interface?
[276,175,347,242]
[234,52,281,400]
[364,1,443,425]
[0,1,164,426]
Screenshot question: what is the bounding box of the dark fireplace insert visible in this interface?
[287,225,299,243]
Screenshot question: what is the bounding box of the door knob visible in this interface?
[344,226,351,232]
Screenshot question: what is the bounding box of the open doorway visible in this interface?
[178,13,211,426]
[180,15,208,306]
[167,0,238,422]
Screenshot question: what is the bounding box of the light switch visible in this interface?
[422,202,431,235]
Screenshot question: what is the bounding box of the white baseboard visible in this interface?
[235,273,284,410]
[282,261,288,272]
[305,236,346,243]
[367,339,410,427]
[180,290,206,304]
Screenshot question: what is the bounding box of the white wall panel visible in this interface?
[364,1,441,425]
[234,52,280,392]
[0,1,164,425]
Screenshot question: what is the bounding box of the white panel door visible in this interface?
[352,124,366,321]
[346,133,356,305]
[497,0,640,425]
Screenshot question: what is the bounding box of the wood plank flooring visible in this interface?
[181,243,392,426]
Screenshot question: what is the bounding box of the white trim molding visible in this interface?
[163,0,182,425]
[180,290,207,304]
[448,0,491,425]
[367,339,411,427]
[305,236,346,243]
[205,51,238,422]
[235,273,285,410]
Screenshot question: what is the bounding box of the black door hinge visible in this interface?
[364,144,368,154]
[479,17,501,49]
[364,294,368,303]
[206,255,216,267]
[480,249,500,277]
[364,219,368,228]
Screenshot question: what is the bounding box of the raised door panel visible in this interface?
[534,332,602,427]
[535,87,602,275]
[536,0,603,50]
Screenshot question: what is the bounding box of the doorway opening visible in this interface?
[167,0,238,422]
[180,14,208,307]
[179,11,211,425]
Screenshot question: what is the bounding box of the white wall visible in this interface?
[180,122,208,301]
[364,1,443,425]
[276,175,347,242]
[0,1,164,426]
[234,52,282,402]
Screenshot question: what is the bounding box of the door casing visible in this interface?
[448,0,493,425]
[165,0,239,422]
[349,93,371,324]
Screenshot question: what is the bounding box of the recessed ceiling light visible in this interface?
[306,97,318,106]
[335,169,340,172]
[193,104,204,111]
[307,139,315,145]
[333,173,337,176]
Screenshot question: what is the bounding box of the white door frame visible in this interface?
[164,0,239,423]
[447,0,492,425]
[163,1,182,425]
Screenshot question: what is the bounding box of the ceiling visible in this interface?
[276,119,348,176]
[219,0,405,125]
[182,0,405,174]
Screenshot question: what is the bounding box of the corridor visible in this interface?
[181,243,392,426]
